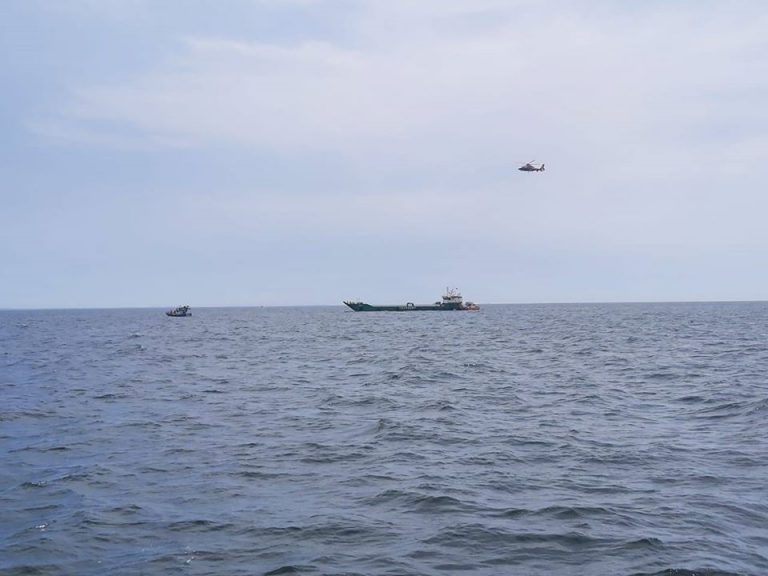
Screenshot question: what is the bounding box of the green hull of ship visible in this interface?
[344,301,465,312]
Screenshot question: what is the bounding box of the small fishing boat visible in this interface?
[166,305,191,317]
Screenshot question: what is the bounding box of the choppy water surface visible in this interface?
[1,303,767,575]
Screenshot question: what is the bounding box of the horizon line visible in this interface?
[2,298,767,312]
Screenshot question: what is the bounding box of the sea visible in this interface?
[1,303,767,576]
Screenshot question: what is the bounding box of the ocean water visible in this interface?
[1,303,767,576]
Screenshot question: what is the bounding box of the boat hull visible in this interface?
[344,301,468,312]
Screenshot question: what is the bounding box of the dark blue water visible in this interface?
[2,303,767,575]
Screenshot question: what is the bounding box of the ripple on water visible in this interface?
[1,303,767,575]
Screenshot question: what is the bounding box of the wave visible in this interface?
[631,570,745,576]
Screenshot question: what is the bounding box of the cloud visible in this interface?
[43,1,768,171]
[28,1,768,252]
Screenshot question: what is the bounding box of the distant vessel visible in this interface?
[166,305,191,317]
[344,288,479,312]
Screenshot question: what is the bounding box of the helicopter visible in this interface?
[519,161,545,172]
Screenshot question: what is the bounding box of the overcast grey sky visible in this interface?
[2,0,768,308]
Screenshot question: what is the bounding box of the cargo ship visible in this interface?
[344,288,479,312]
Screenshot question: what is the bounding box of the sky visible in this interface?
[2,0,768,308]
